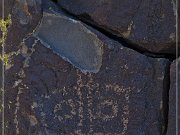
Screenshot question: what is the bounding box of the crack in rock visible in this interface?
[57,0,177,55]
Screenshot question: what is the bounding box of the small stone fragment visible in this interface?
[34,12,103,73]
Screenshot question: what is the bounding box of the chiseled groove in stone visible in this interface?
[34,12,103,73]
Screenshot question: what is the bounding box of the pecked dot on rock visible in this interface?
[34,12,103,73]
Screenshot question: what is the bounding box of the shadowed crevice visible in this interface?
[51,0,57,3]
[162,62,171,135]
[57,6,176,61]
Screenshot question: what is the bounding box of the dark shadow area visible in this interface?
[51,0,57,3]
[162,63,171,135]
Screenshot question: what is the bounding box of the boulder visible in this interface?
[9,6,170,134]
[1,1,172,134]
[34,12,103,73]
[58,0,177,55]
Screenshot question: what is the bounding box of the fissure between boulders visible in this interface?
[51,0,58,3]
[55,7,175,61]
[162,63,171,135]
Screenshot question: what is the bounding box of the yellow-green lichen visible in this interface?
[0,104,2,112]
[0,51,20,70]
[0,15,12,45]
[0,53,12,68]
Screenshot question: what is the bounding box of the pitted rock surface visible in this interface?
[18,35,169,135]
[58,0,177,55]
[4,4,170,132]
[5,0,42,53]
[0,0,175,135]
[1,0,42,134]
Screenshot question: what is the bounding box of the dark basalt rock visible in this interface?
[3,3,169,134]
[58,0,177,55]
[21,36,169,135]
[1,0,173,135]
[5,0,42,53]
[1,0,42,134]
[166,58,180,135]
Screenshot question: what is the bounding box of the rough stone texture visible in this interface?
[0,0,14,133]
[20,35,169,135]
[0,0,42,134]
[2,1,171,134]
[0,0,14,19]
[5,0,42,53]
[166,58,180,135]
[35,12,103,73]
[0,0,175,135]
[58,0,177,55]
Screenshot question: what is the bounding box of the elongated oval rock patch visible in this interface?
[34,12,103,73]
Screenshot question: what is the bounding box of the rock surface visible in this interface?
[166,58,180,135]
[5,0,42,53]
[0,0,177,135]
[58,0,177,55]
[22,39,169,135]
[0,0,42,134]
[35,12,103,73]
[3,2,171,134]
[0,0,14,19]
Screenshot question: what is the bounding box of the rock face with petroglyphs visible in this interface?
[58,0,178,55]
[19,36,169,134]
[0,0,177,135]
[0,0,42,134]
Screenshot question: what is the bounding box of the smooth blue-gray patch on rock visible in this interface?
[34,12,103,73]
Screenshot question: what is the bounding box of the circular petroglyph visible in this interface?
[54,99,77,121]
[95,99,118,121]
